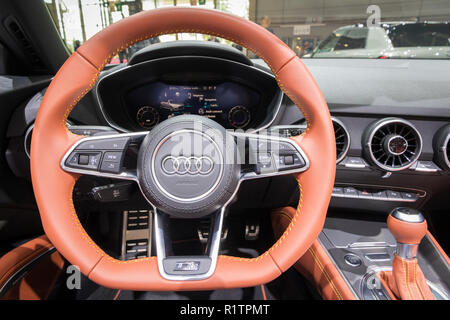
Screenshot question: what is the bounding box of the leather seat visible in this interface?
[271,207,356,300]
[0,235,64,300]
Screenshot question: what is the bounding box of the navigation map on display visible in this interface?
[126,81,260,129]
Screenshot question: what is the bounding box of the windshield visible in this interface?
[44,0,450,61]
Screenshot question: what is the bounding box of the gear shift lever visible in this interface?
[388,207,427,259]
[381,207,435,300]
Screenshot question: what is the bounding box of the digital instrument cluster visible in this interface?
[125,81,260,129]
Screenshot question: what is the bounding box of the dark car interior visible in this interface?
[0,0,448,301]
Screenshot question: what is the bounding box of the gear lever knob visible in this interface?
[387,207,427,259]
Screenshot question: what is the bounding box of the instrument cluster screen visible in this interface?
[125,81,260,129]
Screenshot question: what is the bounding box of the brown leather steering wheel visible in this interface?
[30,8,335,291]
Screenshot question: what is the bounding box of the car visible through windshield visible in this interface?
[309,22,450,59]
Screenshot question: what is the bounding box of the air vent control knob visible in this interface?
[382,134,408,156]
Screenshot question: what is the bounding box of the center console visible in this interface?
[318,215,449,300]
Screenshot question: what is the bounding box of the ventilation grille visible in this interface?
[368,119,422,171]
[332,118,350,163]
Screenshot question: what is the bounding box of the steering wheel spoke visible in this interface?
[230,131,310,181]
[153,207,225,280]
[61,131,148,181]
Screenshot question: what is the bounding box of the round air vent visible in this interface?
[332,117,350,164]
[363,118,422,171]
[433,124,450,171]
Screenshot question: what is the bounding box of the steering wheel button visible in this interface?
[293,154,305,165]
[100,161,121,173]
[65,152,101,170]
[78,155,89,165]
[89,153,102,168]
[103,151,122,162]
[278,142,297,154]
[77,137,130,151]
[257,153,272,165]
[67,153,79,165]
[284,155,294,165]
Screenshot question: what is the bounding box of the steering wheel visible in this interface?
[30,8,335,290]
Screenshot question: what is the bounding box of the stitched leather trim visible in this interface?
[403,258,413,299]
[260,285,267,300]
[272,209,344,300]
[308,246,343,300]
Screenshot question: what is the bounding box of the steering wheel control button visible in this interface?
[69,126,116,136]
[257,153,272,165]
[67,153,79,165]
[100,160,121,173]
[78,154,89,165]
[344,253,362,267]
[276,153,306,171]
[284,155,294,165]
[244,135,308,176]
[99,152,125,174]
[65,152,102,170]
[76,137,130,151]
[103,151,123,162]
[277,142,298,154]
[255,153,274,174]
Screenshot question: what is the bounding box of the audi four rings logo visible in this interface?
[162,156,214,175]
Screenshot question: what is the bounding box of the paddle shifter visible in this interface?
[382,207,435,299]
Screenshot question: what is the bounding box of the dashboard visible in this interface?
[125,81,260,129]
[96,54,281,132]
[5,41,450,224]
